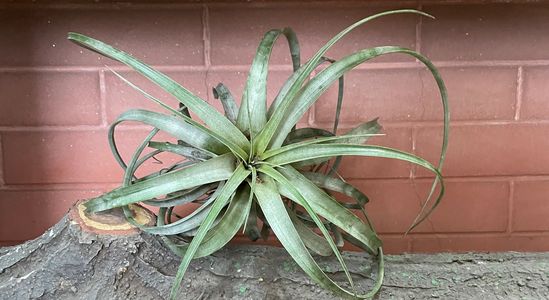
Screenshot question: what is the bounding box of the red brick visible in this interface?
[377,236,410,254]
[105,70,207,123]
[209,5,418,66]
[420,67,517,121]
[350,179,508,234]
[206,69,309,125]
[316,66,516,123]
[0,71,101,126]
[0,189,105,241]
[3,131,118,184]
[512,180,549,232]
[0,134,4,185]
[315,68,423,124]
[337,126,413,179]
[0,241,22,247]
[415,124,549,177]
[422,4,549,61]
[341,234,409,254]
[522,67,549,120]
[2,130,185,184]
[0,8,204,66]
[411,234,549,253]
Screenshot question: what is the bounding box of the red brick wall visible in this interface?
[1,1,549,253]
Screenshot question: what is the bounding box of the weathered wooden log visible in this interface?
[1,202,548,299]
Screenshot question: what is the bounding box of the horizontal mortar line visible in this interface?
[381,230,509,237]
[0,124,214,133]
[0,3,204,10]
[0,123,299,132]
[419,0,538,6]
[382,231,549,238]
[155,59,549,69]
[110,124,186,131]
[511,230,549,235]
[205,0,421,9]
[0,64,294,73]
[406,174,549,181]
[0,65,208,73]
[210,64,293,71]
[0,1,422,10]
[345,174,549,182]
[432,59,549,68]
[314,119,549,129]
[3,58,549,74]
[4,118,549,133]
[4,175,547,191]
[206,0,536,8]
[205,0,526,9]
[209,62,422,71]
[0,125,108,132]
[442,175,549,182]
[0,183,119,191]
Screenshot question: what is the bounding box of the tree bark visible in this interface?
[1,203,548,299]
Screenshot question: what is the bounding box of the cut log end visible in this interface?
[69,199,156,235]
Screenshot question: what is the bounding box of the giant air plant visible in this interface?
[68,9,449,299]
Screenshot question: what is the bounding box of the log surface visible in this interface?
[1,215,548,299]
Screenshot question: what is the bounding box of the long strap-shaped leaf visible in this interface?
[139,182,225,235]
[193,184,252,257]
[254,9,432,155]
[107,66,248,160]
[212,83,239,124]
[277,166,381,255]
[84,154,236,213]
[269,144,445,230]
[148,141,214,162]
[110,109,226,155]
[269,47,389,149]
[302,172,369,207]
[327,118,381,175]
[68,33,250,154]
[254,177,383,299]
[143,183,215,207]
[269,144,439,172]
[288,209,332,256]
[284,127,334,144]
[238,28,301,137]
[262,133,382,159]
[270,46,449,152]
[238,29,281,137]
[170,164,250,299]
[259,165,357,294]
[161,184,253,258]
[267,56,333,119]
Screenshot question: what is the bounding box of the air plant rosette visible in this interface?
[68,9,449,299]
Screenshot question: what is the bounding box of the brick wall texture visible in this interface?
[1,1,549,254]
